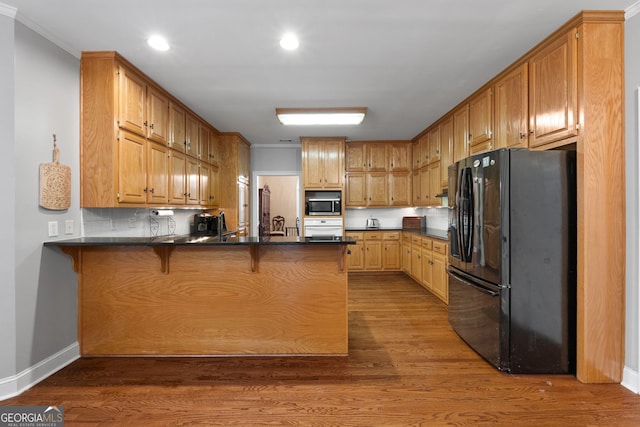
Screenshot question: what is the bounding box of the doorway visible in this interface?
[255,174,301,237]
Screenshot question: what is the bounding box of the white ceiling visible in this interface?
[5,0,638,146]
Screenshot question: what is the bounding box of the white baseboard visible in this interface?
[622,366,640,394]
[0,342,80,401]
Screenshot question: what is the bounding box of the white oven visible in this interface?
[303,217,343,238]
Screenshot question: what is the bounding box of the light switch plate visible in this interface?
[48,221,59,237]
[65,219,73,234]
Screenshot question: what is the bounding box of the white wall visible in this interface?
[0,7,17,385]
[623,4,640,393]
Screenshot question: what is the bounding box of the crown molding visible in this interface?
[0,3,17,19]
[628,0,640,19]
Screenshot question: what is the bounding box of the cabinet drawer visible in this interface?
[365,232,383,240]
[411,235,422,245]
[421,238,433,250]
[402,233,412,243]
[432,240,447,255]
[383,232,400,240]
[346,232,364,241]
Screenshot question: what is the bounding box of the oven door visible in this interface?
[447,268,505,369]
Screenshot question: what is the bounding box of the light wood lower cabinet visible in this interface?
[347,231,401,272]
[402,232,449,304]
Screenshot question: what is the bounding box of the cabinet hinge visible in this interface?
[575,32,580,40]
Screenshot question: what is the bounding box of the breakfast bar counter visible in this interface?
[46,235,354,357]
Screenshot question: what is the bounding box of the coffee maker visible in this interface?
[191,213,219,235]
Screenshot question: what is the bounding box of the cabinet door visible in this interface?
[147,86,169,144]
[389,142,411,172]
[428,125,441,164]
[169,102,186,151]
[412,169,421,206]
[322,139,344,188]
[199,123,210,161]
[302,139,324,187]
[209,131,220,166]
[412,140,422,170]
[495,63,529,149]
[389,172,411,207]
[383,240,401,270]
[346,233,364,270]
[428,162,441,206]
[238,141,250,180]
[185,114,200,158]
[421,248,433,290]
[440,115,453,188]
[453,104,469,163]
[147,141,169,204]
[432,252,448,304]
[199,162,211,205]
[208,165,220,208]
[469,87,493,148]
[345,142,366,172]
[402,242,412,274]
[419,134,430,167]
[186,157,200,205]
[117,131,146,204]
[529,29,577,147]
[168,149,186,205]
[118,66,146,136]
[364,240,383,270]
[345,173,366,207]
[238,181,250,231]
[367,142,387,172]
[420,167,430,207]
[366,172,388,206]
[411,244,422,282]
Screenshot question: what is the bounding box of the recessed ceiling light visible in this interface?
[279,33,299,50]
[147,35,170,51]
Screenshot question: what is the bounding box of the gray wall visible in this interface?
[625,8,640,378]
[0,11,17,381]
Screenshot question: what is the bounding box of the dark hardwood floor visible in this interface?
[3,273,639,426]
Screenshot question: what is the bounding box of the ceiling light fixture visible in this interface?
[147,35,170,51]
[279,33,299,50]
[275,107,367,125]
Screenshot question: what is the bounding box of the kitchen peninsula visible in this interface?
[45,236,353,356]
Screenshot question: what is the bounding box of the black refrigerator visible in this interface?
[447,148,576,374]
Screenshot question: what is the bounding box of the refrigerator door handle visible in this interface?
[448,269,500,296]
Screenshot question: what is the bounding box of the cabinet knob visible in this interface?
[144,121,148,127]
[150,123,155,130]
[150,188,155,194]
[520,132,527,139]
[143,187,148,193]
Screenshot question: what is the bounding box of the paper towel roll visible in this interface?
[151,209,174,216]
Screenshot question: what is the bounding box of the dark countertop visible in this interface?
[345,227,448,241]
[44,234,356,247]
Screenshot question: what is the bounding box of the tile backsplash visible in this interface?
[81,208,199,237]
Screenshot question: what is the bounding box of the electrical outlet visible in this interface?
[65,220,74,234]
[48,221,59,237]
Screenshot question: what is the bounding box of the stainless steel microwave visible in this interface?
[306,198,341,216]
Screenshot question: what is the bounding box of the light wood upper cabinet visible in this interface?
[389,141,411,172]
[185,114,200,158]
[199,124,210,162]
[345,142,366,172]
[427,126,441,164]
[428,162,441,206]
[169,102,186,152]
[117,65,146,136]
[146,141,169,204]
[412,169,421,206]
[219,133,252,235]
[389,172,411,207]
[146,86,169,145]
[208,131,220,166]
[81,51,222,208]
[345,173,366,207]
[186,157,200,205]
[302,137,345,189]
[453,104,469,163]
[439,115,453,188]
[468,87,493,151]
[366,172,388,207]
[168,148,187,205]
[367,143,387,172]
[413,140,422,169]
[116,130,147,204]
[529,28,578,148]
[495,63,529,149]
